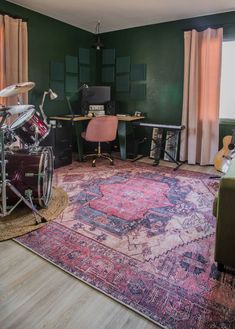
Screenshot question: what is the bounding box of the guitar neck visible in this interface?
[231,129,235,145]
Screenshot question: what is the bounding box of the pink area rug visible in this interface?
[16,160,235,329]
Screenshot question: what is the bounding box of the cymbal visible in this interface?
[0,82,35,97]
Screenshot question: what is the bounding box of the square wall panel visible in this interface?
[65,75,78,93]
[79,48,90,65]
[131,64,146,81]
[116,56,130,73]
[116,74,130,92]
[79,66,91,83]
[50,62,64,81]
[131,83,146,100]
[102,67,115,83]
[102,49,115,65]
[66,55,78,74]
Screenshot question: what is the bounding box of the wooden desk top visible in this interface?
[50,115,90,122]
[49,115,145,122]
[117,115,145,122]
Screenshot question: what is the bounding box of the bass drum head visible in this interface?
[6,147,54,208]
[37,147,54,208]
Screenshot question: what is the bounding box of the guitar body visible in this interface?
[214,135,235,173]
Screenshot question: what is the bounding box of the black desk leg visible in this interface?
[163,149,184,171]
[173,161,185,171]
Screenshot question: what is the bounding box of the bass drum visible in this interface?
[6,147,54,208]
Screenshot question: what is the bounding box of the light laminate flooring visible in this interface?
[0,161,218,329]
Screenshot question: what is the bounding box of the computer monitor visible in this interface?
[83,86,111,105]
[67,86,111,116]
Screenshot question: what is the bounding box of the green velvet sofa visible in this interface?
[213,158,235,271]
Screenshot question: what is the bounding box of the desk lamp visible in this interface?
[39,88,58,123]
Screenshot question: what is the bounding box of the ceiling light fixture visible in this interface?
[92,20,104,50]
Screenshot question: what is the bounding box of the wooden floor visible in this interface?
[0,161,218,329]
[138,157,218,175]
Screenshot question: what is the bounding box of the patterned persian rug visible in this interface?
[15,160,235,329]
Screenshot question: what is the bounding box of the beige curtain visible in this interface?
[180,28,223,165]
[0,14,28,108]
[0,16,6,106]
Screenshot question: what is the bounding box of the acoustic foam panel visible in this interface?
[116,56,130,73]
[102,67,115,83]
[50,62,64,81]
[116,74,130,92]
[131,64,146,81]
[79,66,91,83]
[65,75,78,93]
[130,83,146,100]
[65,55,78,74]
[79,48,90,65]
[102,48,115,65]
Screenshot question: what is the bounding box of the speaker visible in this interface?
[41,120,73,168]
[105,100,118,115]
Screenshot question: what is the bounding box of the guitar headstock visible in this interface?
[230,128,235,145]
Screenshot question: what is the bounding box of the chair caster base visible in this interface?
[84,152,115,167]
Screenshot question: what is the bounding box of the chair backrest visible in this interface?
[84,116,118,142]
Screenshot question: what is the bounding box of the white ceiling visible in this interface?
[7,0,235,33]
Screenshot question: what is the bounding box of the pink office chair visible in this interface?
[81,115,118,167]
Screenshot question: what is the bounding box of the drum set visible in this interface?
[0,82,54,224]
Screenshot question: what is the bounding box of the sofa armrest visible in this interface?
[215,176,235,268]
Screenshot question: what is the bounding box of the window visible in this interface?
[219,41,235,119]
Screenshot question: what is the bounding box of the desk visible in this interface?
[50,115,145,161]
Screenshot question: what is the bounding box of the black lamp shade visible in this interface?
[92,35,104,50]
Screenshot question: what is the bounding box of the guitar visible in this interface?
[214,128,235,173]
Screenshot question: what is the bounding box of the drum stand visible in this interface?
[0,115,46,224]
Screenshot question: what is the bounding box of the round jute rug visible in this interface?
[0,187,68,241]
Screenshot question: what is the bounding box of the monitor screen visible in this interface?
[83,86,111,105]
[66,86,111,115]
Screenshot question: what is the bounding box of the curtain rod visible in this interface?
[0,10,28,22]
[182,21,235,31]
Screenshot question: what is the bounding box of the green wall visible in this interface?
[100,11,235,140]
[0,0,96,116]
[1,1,235,144]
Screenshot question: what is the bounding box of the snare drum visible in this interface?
[6,147,54,208]
[10,108,50,146]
